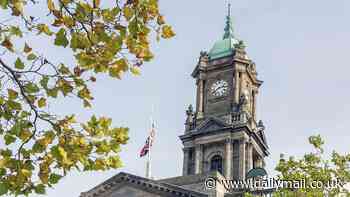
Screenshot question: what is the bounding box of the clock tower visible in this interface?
[180,6,269,181]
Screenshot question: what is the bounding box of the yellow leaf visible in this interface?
[123,7,133,21]
[19,129,32,141]
[8,89,18,100]
[109,66,122,79]
[157,15,165,25]
[130,66,141,76]
[116,59,129,71]
[1,38,13,51]
[23,43,32,53]
[0,159,5,168]
[39,163,49,184]
[21,169,32,178]
[38,98,47,108]
[161,25,175,39]
[93,0,100,7]
[47,0,55,11]
[58,147,67,161]
[13,1,23,15]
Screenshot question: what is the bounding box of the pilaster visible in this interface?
[195,144,203,174]
[182,148,190,176]
[234,71,240,104]
[238,139,246,180]
[246,140,253,173]
[196,79,204,119]
[224,139,233,179]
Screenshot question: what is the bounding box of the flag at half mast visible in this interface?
[139,121,155,157]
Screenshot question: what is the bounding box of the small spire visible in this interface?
[228,3,231,17]
[223,3,234,39]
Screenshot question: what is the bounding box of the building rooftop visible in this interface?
[208,4,240,60]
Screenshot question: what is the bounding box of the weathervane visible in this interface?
[228,3,231,17]
[223,2,234,39]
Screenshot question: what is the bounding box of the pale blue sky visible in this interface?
[2,0,350,196]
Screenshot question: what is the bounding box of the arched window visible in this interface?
[210,155,223,174]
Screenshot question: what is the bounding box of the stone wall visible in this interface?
[104,186,161,197]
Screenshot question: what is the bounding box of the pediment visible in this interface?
[80,172,208,197]
[108,185,161,197]
[195,117,228,133]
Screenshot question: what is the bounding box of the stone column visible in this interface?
[238,139,246,180]
[195,144,203,174]
[246,142,253,173]
[197,79,204,119]
[234,71,240,104]
[261,158,266,168]
[224,139,233,179]
[182,148,190,176]
[252,90,257,121]
[256,156,264,168]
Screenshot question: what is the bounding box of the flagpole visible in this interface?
[146,131,151,179]
[146,106,154,179]
[146,119,151,178]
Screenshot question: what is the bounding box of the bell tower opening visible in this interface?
[210,155,223,174]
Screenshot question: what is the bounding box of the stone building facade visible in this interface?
[80,6,269,197]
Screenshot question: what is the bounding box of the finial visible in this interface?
[228,3,231,17]
[223,3,234,39]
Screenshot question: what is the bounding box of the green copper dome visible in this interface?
[208,37,239,60]
[208,4,239,60]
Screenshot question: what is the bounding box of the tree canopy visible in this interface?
[274,135,350,196]
[0,0,174,196]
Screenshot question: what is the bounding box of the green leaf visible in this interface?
[70,32,79,50]
[40,76,49,89]
[109,66,122,79]
[49,173,62,184]
[7,89,18,100]
[15,57,25,69]
[32,142,45,153]
[83,99,91,108]
[0,182,8,195]
[19,129,32,141]
[60,81,73,96]
[24,83,40,93]
[4,134,16,145]
[7,100,21,110]
[9,26,22,37]
[37,24,53,36]
[38,98,46,108]
[0,168,6,176]
[0,0,9,9]
[47,88,58,98]
[59,64,70,74]
[54,28,69,47]
[34,184,45,194]
[27,53,37,61]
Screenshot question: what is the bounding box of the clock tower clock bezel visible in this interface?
[210,79,229,98]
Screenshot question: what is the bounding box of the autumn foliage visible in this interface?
[0,0,174,195]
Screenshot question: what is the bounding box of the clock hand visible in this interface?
[213,87,221,92]
[212,86,222,94]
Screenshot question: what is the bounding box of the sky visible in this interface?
[2,0,350,196]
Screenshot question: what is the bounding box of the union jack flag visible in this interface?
[139,122,155,157]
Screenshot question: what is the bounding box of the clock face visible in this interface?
[210,80,228,97]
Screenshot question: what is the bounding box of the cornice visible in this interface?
[80,172,208,197]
